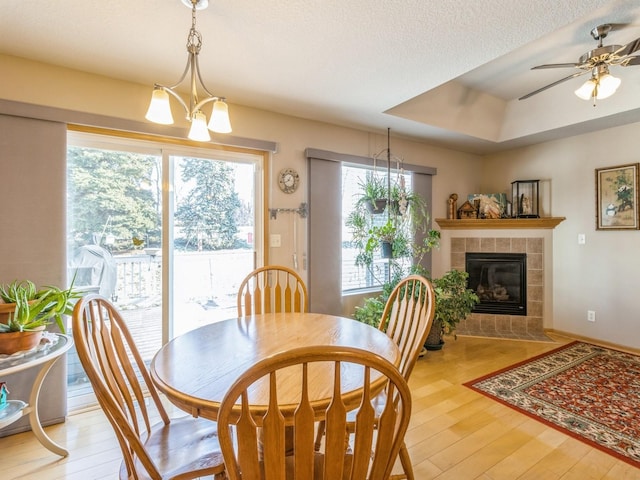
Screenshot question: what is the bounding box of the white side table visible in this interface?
[0,333,73,456]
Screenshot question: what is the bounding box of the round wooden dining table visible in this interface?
[150,312,400,421]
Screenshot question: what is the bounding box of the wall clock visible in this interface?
[278,168,300,194]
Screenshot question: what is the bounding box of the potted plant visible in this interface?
[367,219,397,258]
[424,269,479,350]
[0,279,80,354]
[356,173,388,214]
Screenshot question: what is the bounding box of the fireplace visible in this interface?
[466,252,527,316]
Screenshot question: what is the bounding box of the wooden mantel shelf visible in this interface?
[435,217,566,230]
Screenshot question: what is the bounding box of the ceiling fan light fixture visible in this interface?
[595,73,621,99]
[574,78,597,100]
[523,24,640,102]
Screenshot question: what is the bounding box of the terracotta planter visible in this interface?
[0,300,39,326]
[0,303,16,325]
[0,327,45,355]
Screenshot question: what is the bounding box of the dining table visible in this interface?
[150,312,400,422]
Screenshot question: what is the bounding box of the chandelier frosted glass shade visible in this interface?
[145,89,174,125]
[208,99,232,133]
[188,111,212,142]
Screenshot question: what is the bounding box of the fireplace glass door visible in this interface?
[466,253,527,315]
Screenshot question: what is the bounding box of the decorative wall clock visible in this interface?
[278,168,300,194]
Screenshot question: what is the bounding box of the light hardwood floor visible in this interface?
[3,332,640,479]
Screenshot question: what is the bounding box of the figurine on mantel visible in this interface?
[447,193,458,219]
[520,195,532,215]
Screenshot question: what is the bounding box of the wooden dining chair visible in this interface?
[315,274,435,479]
[217,345,412,480]
[72,294,226,480]
[237,265,308,316]
[378,274,435,480]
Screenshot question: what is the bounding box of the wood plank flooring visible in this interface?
[3,332,640,479]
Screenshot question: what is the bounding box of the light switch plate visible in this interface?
[269,234,281,248]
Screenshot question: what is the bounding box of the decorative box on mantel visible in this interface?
[512,180,540,218]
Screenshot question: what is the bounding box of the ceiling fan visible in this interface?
[519,24,640,102]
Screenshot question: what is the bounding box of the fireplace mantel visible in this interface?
[435,217,565,230]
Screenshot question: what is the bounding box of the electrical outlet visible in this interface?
[587,310,596,322]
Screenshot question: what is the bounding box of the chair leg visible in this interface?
[314,420,326,452]
[398,441,415,480]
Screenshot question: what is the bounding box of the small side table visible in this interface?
[0,333,73,456]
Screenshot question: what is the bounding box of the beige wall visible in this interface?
[1,54,481,278]
[3,54,638,349]
[482,124,640,348]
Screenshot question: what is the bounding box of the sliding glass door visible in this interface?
[169,153,258,337]
[66,132,264,407]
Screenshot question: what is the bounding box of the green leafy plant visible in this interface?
[349,177,468,336]
[0,279,80,333]
[356,173,387,204]
[354,267,479,344]
[432,269,479,336]
[348,181,438,283]
[353,295,386,327]
[366,218,397,252]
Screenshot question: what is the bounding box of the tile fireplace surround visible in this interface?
[450,236,553,342]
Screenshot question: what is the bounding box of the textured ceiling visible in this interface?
[1,0,639,154]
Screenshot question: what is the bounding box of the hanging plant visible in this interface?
[366,219,397,259]
[355,173,388,214]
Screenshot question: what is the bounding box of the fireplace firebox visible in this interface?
[465,252,527,315]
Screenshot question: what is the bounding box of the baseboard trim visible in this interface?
[546,329,640,355]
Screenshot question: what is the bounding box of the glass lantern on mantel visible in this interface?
[511,180,540,218]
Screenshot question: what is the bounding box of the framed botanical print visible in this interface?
[595,163,640,230]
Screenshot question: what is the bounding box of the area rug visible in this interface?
[464,341,640,468]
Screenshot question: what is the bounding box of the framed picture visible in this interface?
[595,163,640,230]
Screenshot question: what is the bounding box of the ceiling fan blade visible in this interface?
[622,55,640,66]
[531,63,580,70]
[614,36,640,57]
[518,71,589,100]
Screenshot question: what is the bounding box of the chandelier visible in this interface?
[574,64,621,104]
[145,0,232,141]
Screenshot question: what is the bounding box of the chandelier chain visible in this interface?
[187,2,202,54]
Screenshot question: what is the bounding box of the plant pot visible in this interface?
[380,241,393,258]
[424,339,445,351]
[365,199,388,214]
[0,303,15,325]
[0,301,37,326]
[0,327,45,355]
[424,318,444,350]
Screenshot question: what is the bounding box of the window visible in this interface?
[66,131,265,408]
[341,164,413,292]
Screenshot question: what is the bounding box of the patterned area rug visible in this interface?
[464,341,640,468]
